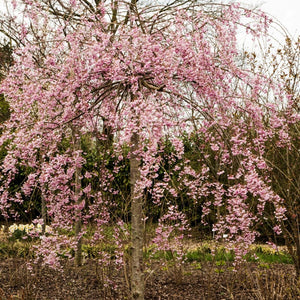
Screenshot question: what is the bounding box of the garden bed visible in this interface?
[1,258,299,299]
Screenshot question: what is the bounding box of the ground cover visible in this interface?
[0,226,298,300]
[1,256,299,299]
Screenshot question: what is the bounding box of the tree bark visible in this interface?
[130,131,144,300]
[73,130,83,267]
[41,194,47,234]
[74,216,82,266]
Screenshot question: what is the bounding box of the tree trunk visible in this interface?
[74,216,82,266]
[41,194,47,234]
[130,131,144,300]
[73,130,83,267]
[38,151,47,235]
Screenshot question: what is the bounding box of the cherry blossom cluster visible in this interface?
[0,0,292,269]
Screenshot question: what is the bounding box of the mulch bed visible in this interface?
[0,258,299,299]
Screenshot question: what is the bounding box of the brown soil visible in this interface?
[1,259,299,300]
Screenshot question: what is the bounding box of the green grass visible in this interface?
[0,240,34,258]
[245,251,293,264]
[0,231,294,266]
[145,244,293,265]
[184,246,235,262]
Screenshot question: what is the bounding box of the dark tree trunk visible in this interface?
[41,195,47,234]
[130,131,144,300]
[73,130,83,267]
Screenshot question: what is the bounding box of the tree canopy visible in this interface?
[0,0,299,298]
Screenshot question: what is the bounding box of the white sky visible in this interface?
[245,0,300,38]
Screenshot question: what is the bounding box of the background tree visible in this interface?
[259,36,300,276]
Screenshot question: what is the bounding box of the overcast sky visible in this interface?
[257,0,300,37]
